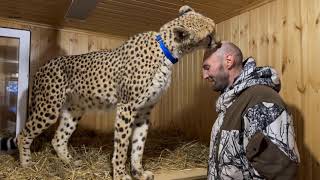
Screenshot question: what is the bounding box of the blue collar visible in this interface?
[155,34,178,64]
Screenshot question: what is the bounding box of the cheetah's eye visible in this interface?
[173,27,190,43]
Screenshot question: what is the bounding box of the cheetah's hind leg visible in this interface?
[51,104,84,165]
[18,102,61,167]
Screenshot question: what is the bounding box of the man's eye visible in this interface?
[203,65,209,70]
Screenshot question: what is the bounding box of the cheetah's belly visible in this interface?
[66,91,117,111]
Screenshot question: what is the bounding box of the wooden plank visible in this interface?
[57,30,71,56]
[154,168,207,180]
[28,26,41,102]
[88,35,102,52]
[230,16,240,46]
[39,28,60,66]
[173,50,182,131]
[256,3,269,66]
[222,18,232,41]
[283,0,307,179]
[178,55,186,131]
[303,0,320,178]
[310,0,320,177]
[299,0,309,179]
[186,54,192,132]
[249,8,258,58]
[267,0,282,75]
[191,51,198,136]
[215,23,224,43]
[68,33,87,55]
[238,12,250,58]
[193,50,201,138]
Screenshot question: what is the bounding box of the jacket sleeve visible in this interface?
[243,102,300,180]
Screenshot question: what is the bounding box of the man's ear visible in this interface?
[173,27,190,43]
[225,54,235,69]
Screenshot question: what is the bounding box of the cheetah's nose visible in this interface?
[207,35,212,48]
[208,34,221,49]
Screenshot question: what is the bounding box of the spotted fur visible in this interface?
[2,5,218,180]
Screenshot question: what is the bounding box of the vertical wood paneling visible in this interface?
[284,0,306,179]
[249,8,259,58]
[257,4,269,66]
[238,12,250,58]
[230,16,240,46]
[216,0,319,179]
[193,51,201,135]
[216,24,224,44]
[312,0,320,177]
[57,31,71,56]
[223,19,232,41]
[267,0,282,74]
[302,0,320,178]
[152,50,218,141]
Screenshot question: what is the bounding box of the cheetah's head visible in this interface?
[159,5,221,59]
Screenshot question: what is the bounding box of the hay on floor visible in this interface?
[0,129,209,180]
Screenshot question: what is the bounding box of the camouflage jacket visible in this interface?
[208,58,300,180]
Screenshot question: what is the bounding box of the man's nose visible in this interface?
[202,71,209,79]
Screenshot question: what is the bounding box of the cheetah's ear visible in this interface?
[179,5,194,16]
[173,27,190,43]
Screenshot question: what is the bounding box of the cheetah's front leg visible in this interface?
[112,104,136,180]
[130,108,154,180]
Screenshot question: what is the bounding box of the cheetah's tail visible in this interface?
[0,136,17,152]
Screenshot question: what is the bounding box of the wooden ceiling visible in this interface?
[0,0,271,37]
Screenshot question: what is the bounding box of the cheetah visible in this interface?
[0,5,219,180]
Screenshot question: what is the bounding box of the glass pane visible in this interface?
[0,36,19,134]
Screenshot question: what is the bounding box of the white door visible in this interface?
[0,28,30,136]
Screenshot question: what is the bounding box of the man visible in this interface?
[203,42,300,180]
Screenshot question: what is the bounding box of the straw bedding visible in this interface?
[0,129,209,180]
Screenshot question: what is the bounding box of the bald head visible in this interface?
[203,41,243,67]
[202,41,244,92]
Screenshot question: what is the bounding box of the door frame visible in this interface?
[0,27,30,136]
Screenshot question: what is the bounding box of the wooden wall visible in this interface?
[215,0,320,179]
[151,50,218,140]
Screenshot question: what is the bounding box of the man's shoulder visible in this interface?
[244,85,279,97]
[241,85,286,108]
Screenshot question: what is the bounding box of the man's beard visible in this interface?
[210,70,229,92]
